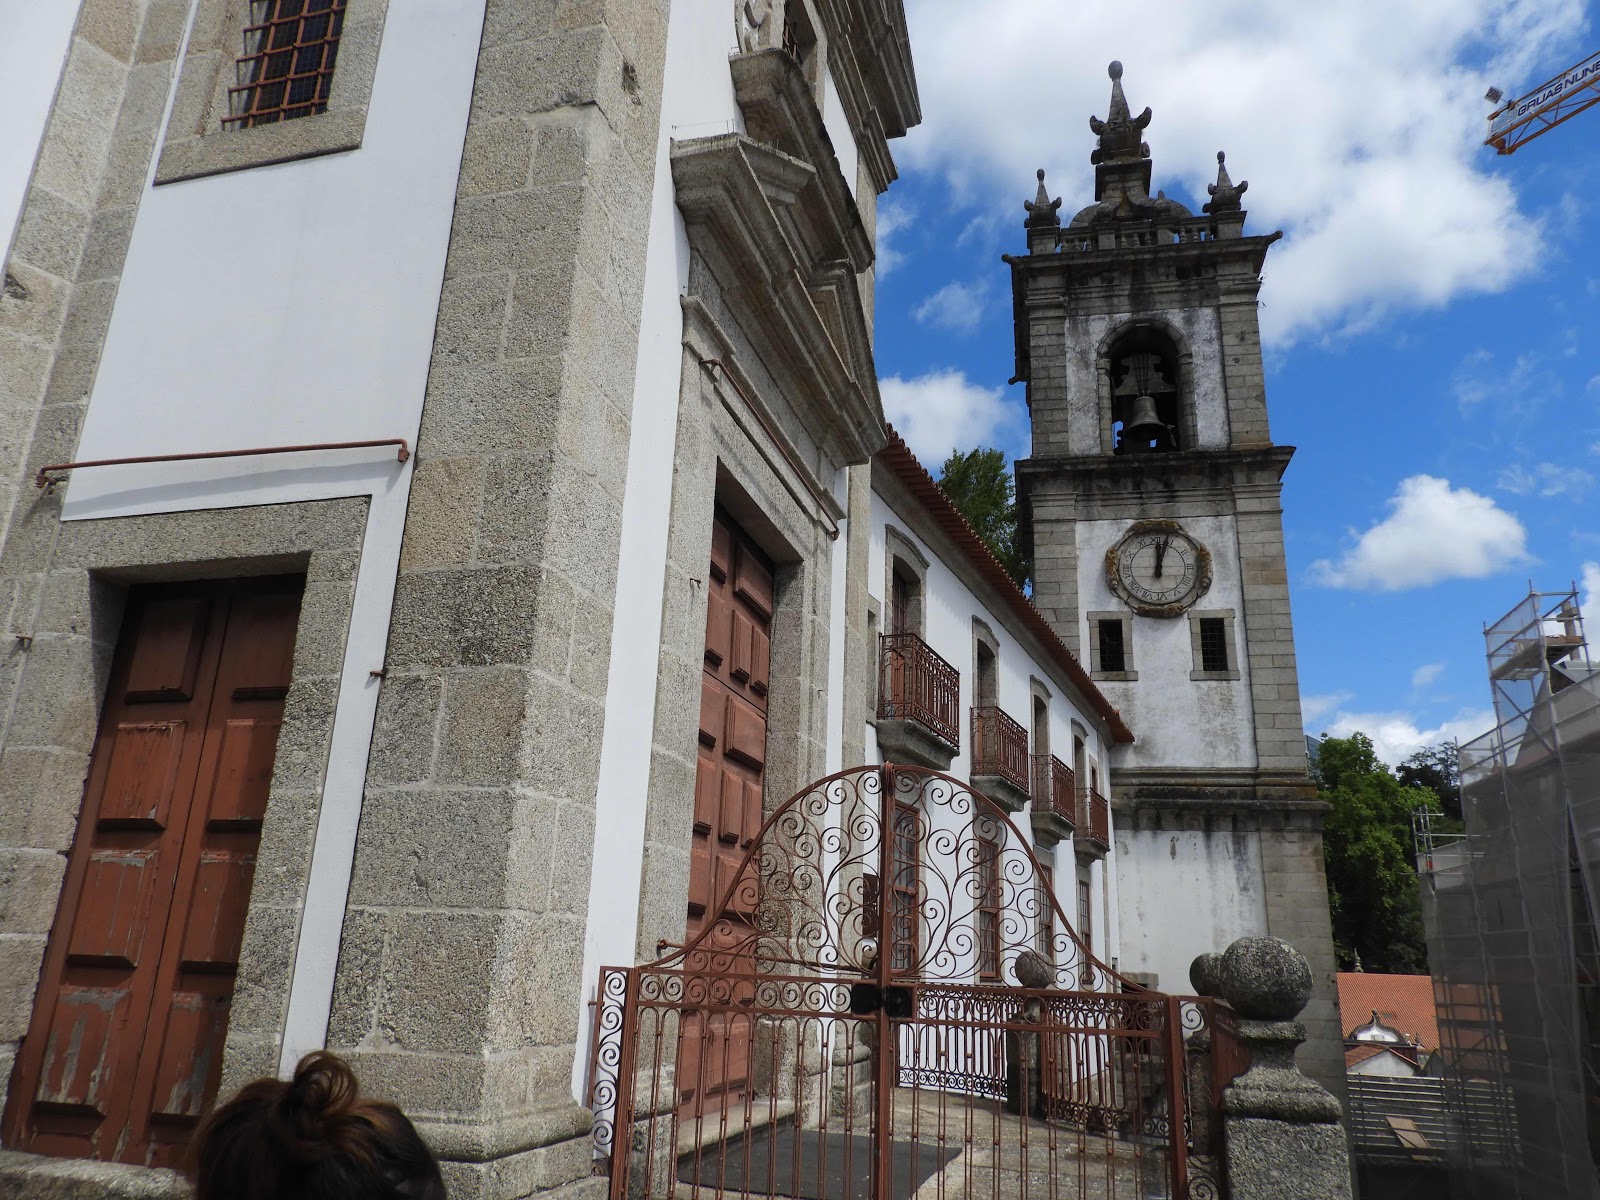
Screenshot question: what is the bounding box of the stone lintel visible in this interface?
[876,719,956,772]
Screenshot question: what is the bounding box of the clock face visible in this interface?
[1105,522,1211,617]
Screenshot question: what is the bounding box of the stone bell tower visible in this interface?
[1009,63,1343,1096]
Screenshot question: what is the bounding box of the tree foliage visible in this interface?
[938,447,1029,588]
[1316,733,1439,974]
[1398,742,1462,823]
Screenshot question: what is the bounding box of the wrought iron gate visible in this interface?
[587,765,1238,1200]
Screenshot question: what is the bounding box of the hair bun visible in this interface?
[280,1051,361,1144]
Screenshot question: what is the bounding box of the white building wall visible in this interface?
[866,488,1120,975]
[820,68,860,199]
[0,3,80,262]
[1116,826,1266,995]
[1077,513,1255,769]
[54,0,487,1071]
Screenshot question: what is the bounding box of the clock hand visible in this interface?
[1154,537,1168,578]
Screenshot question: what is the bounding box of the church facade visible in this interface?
[0,4,1336,1197]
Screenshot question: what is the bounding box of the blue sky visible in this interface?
[874,0,1599,764]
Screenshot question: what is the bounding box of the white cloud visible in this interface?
[1301,691,1354,724]
[1318,707,1497,768]
[1411,662,1445,689]
[879,369,1025,467]
[875,199,914,277]
[1311,475,1530,590]
[1498,461,1594,499]
[912,280,990,333]
[1582,561,1600,623]
[899,0,1576,345]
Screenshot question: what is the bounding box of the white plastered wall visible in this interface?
[55,0,486,1073]
[865,488,1121,974]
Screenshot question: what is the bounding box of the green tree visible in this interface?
[938,447,1029,588]
[1398,742,1462,823]
[1317,733,1439,974]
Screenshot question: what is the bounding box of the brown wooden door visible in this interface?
[3,576,303,1167]
[679,512,772,1115]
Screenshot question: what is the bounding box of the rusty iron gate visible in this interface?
[587,765,1242,1200]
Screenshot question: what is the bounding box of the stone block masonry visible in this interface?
[325,4,672,1198]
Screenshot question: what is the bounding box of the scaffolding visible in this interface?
[1415,587,1600,1198]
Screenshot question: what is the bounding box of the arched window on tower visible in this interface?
[1108,329,1182,454]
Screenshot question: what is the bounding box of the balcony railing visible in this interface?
[971,705,1028,792]
[1078,786,1111,851]
[879,633,960,751]
[1031,754,1075,821]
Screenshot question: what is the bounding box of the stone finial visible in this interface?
[1089,60,1152,166]
[1012,948,1055,989]
[1024,169,1062,228]
[1202,150,1247,214]
[1189,951,1223,998]
[1218,935,1313,1020]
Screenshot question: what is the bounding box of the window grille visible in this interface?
[1098,620,1127,673]
[1077,877,1092,950]
[1199,617,1229,673]
[1037,862,1055,958]
[976,837,1001,979]
[225,0,348,129]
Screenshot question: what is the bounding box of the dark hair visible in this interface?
[189,1051,446,1200]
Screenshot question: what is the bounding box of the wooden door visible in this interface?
[3,576,303,1167]
[680,512,772,1115]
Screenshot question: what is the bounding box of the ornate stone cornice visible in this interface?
[730,50,874,271]
[812,0,920,193]
[671,134,885,469]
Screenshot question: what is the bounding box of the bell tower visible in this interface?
[1010,63,1343,1095]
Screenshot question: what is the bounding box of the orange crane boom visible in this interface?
[1487,50,1600,154]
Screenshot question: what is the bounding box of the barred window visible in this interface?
[976,837,1001,980]
[890,802,920,974]
[226,0,348,129]
[1199,617,1229,673]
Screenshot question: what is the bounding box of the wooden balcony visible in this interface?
[877,633,960,769]
[1076,786,1111,861]
[970,705,1029,813]
[1029,754,1075,848]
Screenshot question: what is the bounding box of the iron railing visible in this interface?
[879,633,960,751]
[1079,786,1111,852]
[970,705,1028,791]
[1031,753,1075,821]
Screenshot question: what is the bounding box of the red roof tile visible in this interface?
[1337,972,1438,1052]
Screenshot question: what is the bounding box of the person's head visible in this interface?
[189,1050,445,1200]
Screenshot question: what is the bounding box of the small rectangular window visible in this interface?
[1097,620,1126,673]
[226,0,349,130]
[1077,877,1092,949]
[1199,618,1229,673]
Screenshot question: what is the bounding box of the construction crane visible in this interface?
[1486,49,1600,154]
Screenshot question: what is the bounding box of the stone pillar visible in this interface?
[1210,936,1353,1200]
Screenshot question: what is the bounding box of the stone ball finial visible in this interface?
[1218,936,1313,1020]
[1189,951,1223,998]
[1217,151,1226,164]
[1108,61,1123,80]
[1036,168,1045,181]
[1012,948,1054,989]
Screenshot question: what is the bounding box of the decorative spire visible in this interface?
[1089,61,1151,168]
[1024,168,1061,228]
[1203,150,1247,214]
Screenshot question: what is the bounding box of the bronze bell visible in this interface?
[1124,393,1171,450]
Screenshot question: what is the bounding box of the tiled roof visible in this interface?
[1345,1043,1421,1071]
[875,426,1134,744]
[1337,972,1439,1052]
